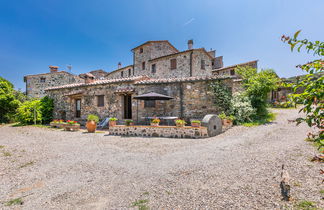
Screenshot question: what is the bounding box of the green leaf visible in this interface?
[293,30,301,40]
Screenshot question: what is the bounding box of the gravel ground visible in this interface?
[0,108,323,209]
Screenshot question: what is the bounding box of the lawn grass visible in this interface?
[242,112,277,127]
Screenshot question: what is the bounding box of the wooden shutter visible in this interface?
[170,59,177,70]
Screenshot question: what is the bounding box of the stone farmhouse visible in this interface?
[24,40,257,124]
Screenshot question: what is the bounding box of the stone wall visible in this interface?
[46,77,235,126]
[105,65,134,79]
[46,81,137,124]
[133,42,178,77]
[24,71,82,98]
[133,78,234,124]
[109,125,208,139]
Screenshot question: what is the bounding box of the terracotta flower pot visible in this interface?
[109,121,117,127]
[222,119,233,127]
[176,123,185,127]
[86,120,97,133]
[191,122,201,127]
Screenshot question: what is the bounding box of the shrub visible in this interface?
[40,96,54,124]
[210,80,232,115]
[0,77,21,123]
[16,100,42,124]
[236,67,280,116]
[110,117,118,121]
[191,120,201,123]
[87,114,99,123]
[231,92,255,123]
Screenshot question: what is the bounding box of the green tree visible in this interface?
[0,77,21,123]
[282,31,323,148]
[40,96,54,124]
[236,67,280,116]
[16,99,42,124]
[210,80,232,115]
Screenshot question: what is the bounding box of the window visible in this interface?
[40,77,46,83]
[128,69,131,77]
[144,100,156,108]
[151,64,156,74]
[121,71,124,78]
[230,69,235,75]
[75,99,81,118]
[142,62,145,70]
[97,95,104,107]
[139,48,143,53]
[170,59,177,70]
[201,59,206,70]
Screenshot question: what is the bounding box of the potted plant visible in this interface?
[218,112,235,126]
[150,118,160,126]
[64,120,80,131]
[86,114,99,133]
[109,117,118,127]
[125,119,134,126]
[50,119,65,128]
[191,120,201,127]
[175,119,186,127]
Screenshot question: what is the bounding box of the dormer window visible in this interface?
[40,77,46,83]
[139,48,143,53]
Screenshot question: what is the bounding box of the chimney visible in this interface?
[49,65,59,73]
[118,62,122,69]
[188,39,193,50]
[83,73,95,84]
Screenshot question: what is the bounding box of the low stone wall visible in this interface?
[109,125,208,139]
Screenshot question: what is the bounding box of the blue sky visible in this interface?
[0,0,323,90]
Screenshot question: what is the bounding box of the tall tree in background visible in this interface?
[282,31,323,148]
[0,76,21,123]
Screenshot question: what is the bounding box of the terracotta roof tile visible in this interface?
[45,76,149,91]
[134,75,234,85]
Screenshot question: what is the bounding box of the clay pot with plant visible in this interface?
[109,117,118,127]
[150,118,160,126]
[218,112,235,126]
[175,119,186,127]
[125,119,134,126]
[191,120,201,127]
[86,114,99,133]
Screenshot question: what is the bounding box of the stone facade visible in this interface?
[24,70,82,98]
[109,125,208,139]
[105,65,134,79]
[212,60,258,77]
[45,76,235,125]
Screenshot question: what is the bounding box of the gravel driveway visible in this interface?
[0,108,323,209]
